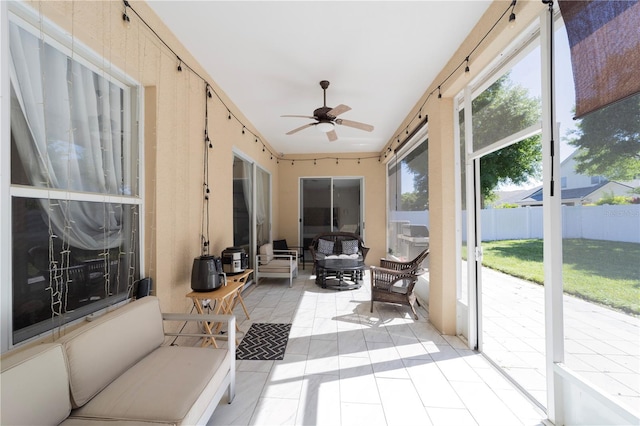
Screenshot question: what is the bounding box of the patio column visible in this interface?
[427,97,457,335]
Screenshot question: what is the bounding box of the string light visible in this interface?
[437,86,442,99]
[464,56,470,74]
[227,110,231,120]
[509,0,517,28]
[177,57,182,72]
[242,126,245,134]
[336,158,339,165]
[262,145,265,152]
[122,0,131,26]
[314,159,316,165]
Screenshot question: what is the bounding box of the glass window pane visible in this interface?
[256,167,271,247]
[472,47,541,151]
[12,197,138,344]
[388,140,429,261]
[233,156,253,253]
[301,178,332,250]
[333,179,361,235]
[558,18,640,410]
[9,21,136,196]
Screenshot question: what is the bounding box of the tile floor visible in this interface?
[207,269,546,426]
[481,265,640,412]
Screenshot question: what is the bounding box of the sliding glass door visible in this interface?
[233,154,271,268]
[300,177,363,250]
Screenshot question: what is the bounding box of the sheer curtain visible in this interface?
[255,168,268,246]
[9,22,125,250]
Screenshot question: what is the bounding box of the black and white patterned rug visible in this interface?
[236,323,292,360]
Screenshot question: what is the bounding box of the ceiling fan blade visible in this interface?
[281,114,316,119]
[328,104,351,117]
[326,129,338,142]
[286,122,315,135]
[336,118,374,132]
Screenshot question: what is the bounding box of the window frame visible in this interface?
[1,2,145,352]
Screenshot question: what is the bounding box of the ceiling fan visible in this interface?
[282,80,374,142]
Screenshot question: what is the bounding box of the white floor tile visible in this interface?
[209,271,558,426]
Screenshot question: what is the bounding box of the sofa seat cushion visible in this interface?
[62,419,171,426]
[1,343,71,426]
[70,345,230,425]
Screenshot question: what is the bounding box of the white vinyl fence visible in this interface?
[461,204,640,244]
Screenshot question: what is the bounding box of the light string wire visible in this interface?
[121,1,383,165]
[202,83,212,255]
[381,0,517,155]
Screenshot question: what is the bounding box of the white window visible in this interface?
[5,9,142,348]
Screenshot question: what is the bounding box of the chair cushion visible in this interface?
[259,243,274,264]
[259,259,295,273]
[317,239,334,255]
[272,239,288,250]
[341,240,359,255]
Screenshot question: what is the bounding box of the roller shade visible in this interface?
[558,0,640,118]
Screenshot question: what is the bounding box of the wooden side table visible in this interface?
[186,269,253,348]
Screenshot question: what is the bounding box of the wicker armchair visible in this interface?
[370,249,429,320]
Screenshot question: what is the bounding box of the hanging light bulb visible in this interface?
[177,57,182,72]
[508,0,517,28]
[437,86,442,99]
[464,56,471,78]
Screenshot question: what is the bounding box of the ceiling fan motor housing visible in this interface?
[314,106,336,121]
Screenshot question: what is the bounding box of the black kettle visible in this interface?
[191,256,226,291]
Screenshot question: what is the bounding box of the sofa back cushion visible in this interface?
[57,296,165,408]
[0,343,71,425]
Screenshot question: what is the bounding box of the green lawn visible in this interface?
[475,239,640,316]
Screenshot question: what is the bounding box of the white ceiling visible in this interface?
[147,1,492,155]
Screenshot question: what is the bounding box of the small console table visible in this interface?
[186,269,253,348]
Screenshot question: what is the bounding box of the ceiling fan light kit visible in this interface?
[282,80,374,142]
[315,121,334,133]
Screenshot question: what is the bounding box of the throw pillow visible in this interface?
[341,239,359,255]
[317,239,335,255]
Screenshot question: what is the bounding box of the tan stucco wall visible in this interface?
[276,154,387,264]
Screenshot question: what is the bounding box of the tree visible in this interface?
[474,75,542,204]
[566,95,640,181]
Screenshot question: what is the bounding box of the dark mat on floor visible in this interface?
[236,323,292,360]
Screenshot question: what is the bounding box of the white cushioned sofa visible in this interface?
[0,296,235,425]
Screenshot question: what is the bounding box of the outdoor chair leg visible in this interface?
[409,302,418,320]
